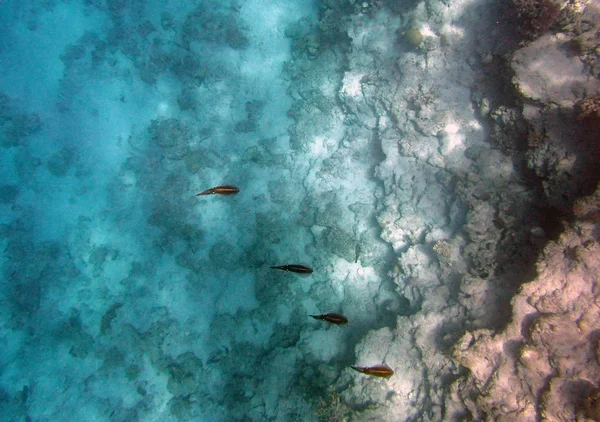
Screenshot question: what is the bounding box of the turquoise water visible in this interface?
[1,0,578,420]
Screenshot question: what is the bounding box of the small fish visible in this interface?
[269,264,313,274]
[309,313,348,325]
[196,185,240,196]
[350,364,394,379]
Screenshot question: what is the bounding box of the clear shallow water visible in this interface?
[3,0,594,420]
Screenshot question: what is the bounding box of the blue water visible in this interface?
[3,0,547,420]
[0,0,397,420]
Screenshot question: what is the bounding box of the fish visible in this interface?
[269,264,313,274]
[196,185,240,196]
[350,364,394,379]
[309,313,348,325]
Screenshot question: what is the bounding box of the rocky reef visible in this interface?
[283,0,600,419]
[1,0,599,420]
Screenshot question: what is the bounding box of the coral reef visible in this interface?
[576,95,600,122]
[511,0,561,41]
[0,185,19,204]
[2,0,599,420]
[454,213,600,421]
[181,5,249,50]
[47,147,75,177]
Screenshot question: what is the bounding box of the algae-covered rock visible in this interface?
[100,302,123,335]
[323,226,356,262]
[3,113,41,147]
[47,147,75,176]
[405,28,423,47]
[0,185,19,203]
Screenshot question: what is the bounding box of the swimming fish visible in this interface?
[269,264,313,274]
[350,364,394,379]
[309,313,348,325]
[196,185,240,196]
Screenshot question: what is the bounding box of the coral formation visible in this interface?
[2,0,599,420]
[404,27,423,48]
[47,147,75,177]
[511,0,561,41]
[575,95,600,122]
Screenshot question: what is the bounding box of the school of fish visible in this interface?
[197,184,394,379]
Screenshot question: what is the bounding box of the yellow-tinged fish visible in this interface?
[269,264,313,274]
[196,185,240,196]
[309,313,348,325]
[350,364,394,379]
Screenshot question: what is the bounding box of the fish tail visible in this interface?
[309,315,321,320]
[196,190,212,196]
[350,366,363,373]
[270,265,284,270]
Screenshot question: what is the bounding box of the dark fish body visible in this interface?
[310,313,348,325]
[351,364,394,378]
[269,264,313,274]
[196,185,240,196]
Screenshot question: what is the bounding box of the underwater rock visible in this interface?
[47,147,75,177]
[89,246,113,277]
[245,100,265,121]
[2,113,41,147]
[573,184,600,222]
[0,185,19,204]
[100,302,123,335]
[348,324,428,420]
[404,28,423,47]
[55,310,94,358]
[171,55,206,84]
[181,6,249,50]
[177,88,198,111]
[137,20,156,38]
[267,178,296,209]
[89,246,109,266]
[314,195,344,228]
[60,43,86,66]
[160,11,175,31]
[234,119,259,133]
[524,101,599,212]
[512,33,600,107]
[355,229,391,268]
[175,249,202,273]
[165,351,204,397]
[322,227,356,263]
[453,220,600,421]
[510,0,560,41]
